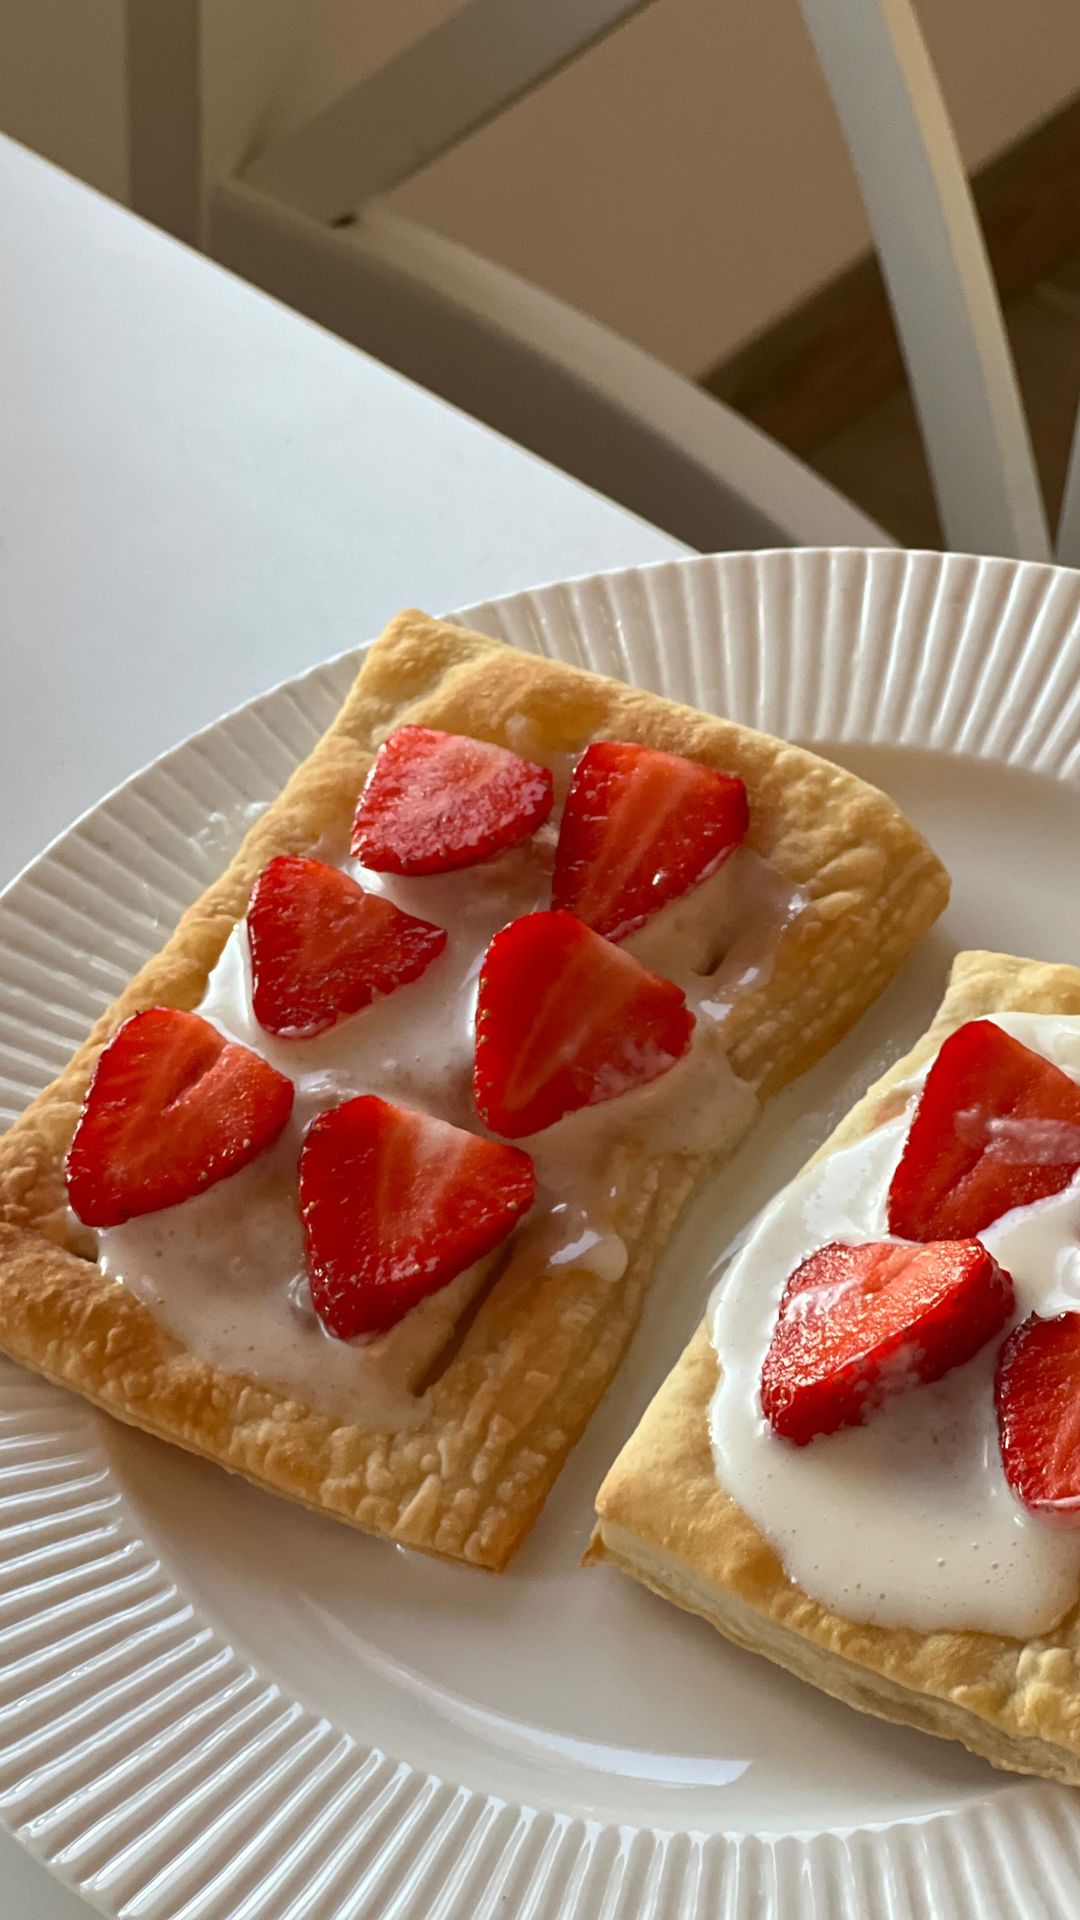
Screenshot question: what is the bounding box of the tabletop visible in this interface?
[0,133,683,1916]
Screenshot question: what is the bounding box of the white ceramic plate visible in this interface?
[2,548,1080,1919]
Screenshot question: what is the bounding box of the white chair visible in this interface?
[126,0,1075,562]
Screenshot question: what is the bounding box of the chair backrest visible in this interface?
[211,179,888,551]
[128,0,1077,562]
[207,0,892,554]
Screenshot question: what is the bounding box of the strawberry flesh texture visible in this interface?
[300,1094,536,1338]
[248,853,447,1039]
[552,741,749,942]
[66,1007,294,1227]
[473,908,694,1139]
[351,725,554,875]
[888,1019,1080,1241]
[996,1311,1080,1524]
[760,1237,1014,1445]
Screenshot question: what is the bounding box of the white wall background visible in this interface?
[1,0,1078,375]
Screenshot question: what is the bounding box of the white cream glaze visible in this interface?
[98,1129,485,1428]
[98,823,797,1428]
[624,847,801,991]
[708,1011,1080,1638]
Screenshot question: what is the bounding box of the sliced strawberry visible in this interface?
[299,1094,535,1338]
[248,854,446,1039]
[473,908,694,1139]
[351,725,554,875]
[996,1311,1080,1524]
[552,741,749,942]
[888,1020,1080,1242]
[760,1237,1014,1445]
[66,1008,294,1227]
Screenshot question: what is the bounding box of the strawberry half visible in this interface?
[473,908,695,1139]
[888,1020,1080,1242]
[299,1094,536,1338]
[67,1008,294,1227]
[552,741,749,941]
[351,725,554,875]
[760,1237,1014,1445]
[248,854,447,1039]
[996,1311,1080,1524]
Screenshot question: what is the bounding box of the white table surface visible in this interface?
[0,133,684,1917]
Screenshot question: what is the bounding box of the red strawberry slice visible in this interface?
[67,1008,294,1227]
[248,854,447,1039]
[552,741,749,941]
[996,1311,1080,1524]
[760,1237,1014,1445]
[299,1094,536,1338]
[351,725,554,875]
[473,908,695,1139]
[888,1020,1080,1242]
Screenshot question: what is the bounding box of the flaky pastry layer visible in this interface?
[0,612,947,1568]
[590,949,1080,1780]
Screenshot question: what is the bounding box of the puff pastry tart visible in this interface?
[590,948,1080,1782]
[0,611,947,1569]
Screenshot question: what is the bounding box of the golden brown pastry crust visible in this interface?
[0,611,948,1568]
[590,949,1080,1782]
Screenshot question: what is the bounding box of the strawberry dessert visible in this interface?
[474,909,696,1138]
[72,725,793,1427]
[552,742,749,942]
[299,1096,536,1338]
[67,1008,294,1227]
[247,854,447,1039]
[709,1012,1080,1638]
[759,1237,1014,1445]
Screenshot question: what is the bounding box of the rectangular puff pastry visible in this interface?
[590,949,1080,1782]
[0,611,948,1569]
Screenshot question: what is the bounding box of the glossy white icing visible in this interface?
[708,1012,1080,1638]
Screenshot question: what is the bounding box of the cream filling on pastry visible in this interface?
[708,1011,1080,1639]
[98,826,797,1428]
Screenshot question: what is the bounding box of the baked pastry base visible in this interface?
[0,611,948,1568]
[590,949,1080,1782]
